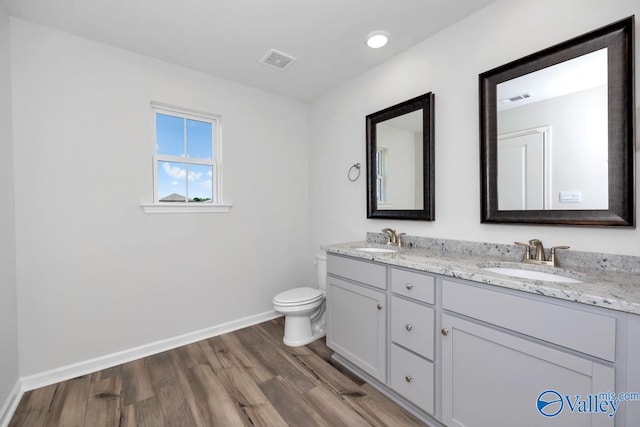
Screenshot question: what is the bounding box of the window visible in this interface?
[143,103,229,213]
[376,148,388,204]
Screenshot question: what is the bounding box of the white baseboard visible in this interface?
[20,310,281,392]
[0,380,23,427]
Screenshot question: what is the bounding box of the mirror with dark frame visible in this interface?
[367,92,435,220]
[480,16,635,226]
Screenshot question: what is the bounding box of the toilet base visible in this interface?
[282,316,326,347]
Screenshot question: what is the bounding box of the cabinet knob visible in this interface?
[405,375,413,383]
[441,328,449,336]
[405,283,413,290]
[377,303,383,310]
[405,324,413,331]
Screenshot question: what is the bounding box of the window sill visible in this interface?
[141,203,232,214]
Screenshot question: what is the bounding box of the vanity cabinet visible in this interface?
[326,253,636,426]
[441,279,616,427]
[326,256,387,382]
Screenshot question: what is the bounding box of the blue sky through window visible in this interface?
[156,112,214,202]
[156,113,184,157]
[187,119,213,159]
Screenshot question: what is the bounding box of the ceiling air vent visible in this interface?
[501,92,534,104]
[260,49,297,71]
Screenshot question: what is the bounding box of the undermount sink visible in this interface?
[353,247,397,254]
[482,267,582,283]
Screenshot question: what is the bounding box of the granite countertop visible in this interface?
[323,239,640,315]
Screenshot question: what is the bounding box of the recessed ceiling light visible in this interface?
[366,31,389,49]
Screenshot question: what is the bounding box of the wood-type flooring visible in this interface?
[10,317,427,426]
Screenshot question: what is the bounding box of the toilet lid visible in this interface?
[274,287,323,305]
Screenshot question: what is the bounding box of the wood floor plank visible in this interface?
[257,317,290,343]
[219,331,279,382]
[306,337,335,362]
[236,324,321,393]
[120,358,154,406]
[91,364,122,383]
[83,376,122,427]
[304,383,371,427]
[120,404,136,427]
[343,383,427,426]
[201,331,275,384]
[168,350,207,427]
[155,380,198,427]
[282,326,366,389]
[146,351,177,388]
[132,396,165,427]
[259,375,330,427]
[214,365,289,427]
[44,375,90,427]
[174,341,208,369]
[8,383,57,427]
[290,347,367,397]
[187,364,248,426]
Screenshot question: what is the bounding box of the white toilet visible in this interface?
[273,252,327,347]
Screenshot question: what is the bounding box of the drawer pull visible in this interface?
[441,328,449,336]
[405,283,413,290]
[377,303,383,310]
[405,324,413,331]
[405,375,413,383]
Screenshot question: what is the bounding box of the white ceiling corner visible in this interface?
[1,0,497,101]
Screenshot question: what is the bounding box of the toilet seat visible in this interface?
[273,287,323,307]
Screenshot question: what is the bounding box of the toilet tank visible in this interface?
[316,252,327,290]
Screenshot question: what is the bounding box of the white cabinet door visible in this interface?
[326,276,386,382]
[441,314,615,427]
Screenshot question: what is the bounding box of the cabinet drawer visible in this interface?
[390,344,434,415]
[442,280,616,362]
[391,268,435,304]
[391,296,434,360]
[327,254,386,289]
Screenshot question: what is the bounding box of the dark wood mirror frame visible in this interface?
[366,92,435,220]
[480,16,635,227]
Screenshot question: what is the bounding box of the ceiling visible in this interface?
[1,0,496,102]
[497,48,608,111]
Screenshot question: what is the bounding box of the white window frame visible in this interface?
[141,102,231,213]
[376,147,390,207]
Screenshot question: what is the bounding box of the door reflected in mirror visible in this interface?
[496,48,608,211]
[367,92,435,220]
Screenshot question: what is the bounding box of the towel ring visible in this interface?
[348,163,361,182]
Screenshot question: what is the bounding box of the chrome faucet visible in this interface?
[515,239,569,267]
[382,228,405,247]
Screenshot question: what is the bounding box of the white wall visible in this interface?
[309,0,640,257]
[11,18,311,376]
[0,2,19,414]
